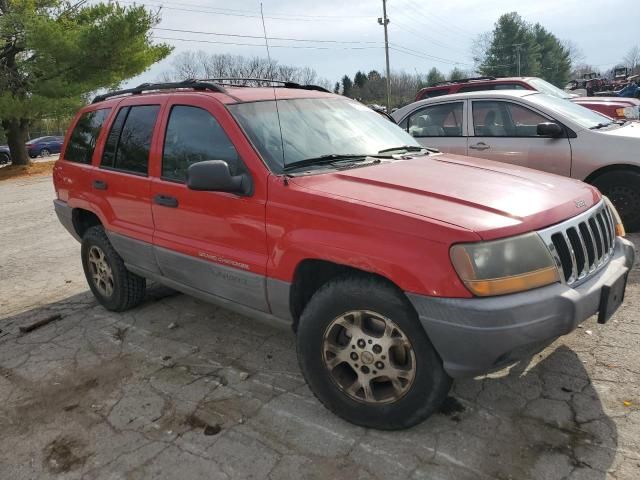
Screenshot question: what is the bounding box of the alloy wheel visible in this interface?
[322,310,416,404]
[88,245,114,297]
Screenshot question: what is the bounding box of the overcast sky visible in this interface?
[125,0,638,86]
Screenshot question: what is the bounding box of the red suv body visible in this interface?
[416,76,640,120]
[53,81,634,429]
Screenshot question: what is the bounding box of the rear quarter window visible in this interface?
[64,109,111,164]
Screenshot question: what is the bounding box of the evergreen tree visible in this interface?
[426,67,445,86]
[334,82,341,94]
[354,71,368,88]
[341,75,353,97]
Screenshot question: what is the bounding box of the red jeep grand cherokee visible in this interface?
[53,80,635,430]
[416,76,640,120]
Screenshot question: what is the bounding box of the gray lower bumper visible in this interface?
[407,237,635,378]
[53,199,81,242]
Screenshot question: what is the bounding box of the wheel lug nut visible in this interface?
[368,339,372,344]
[375,361,384,369]
[350,352,358,361]
[361,366,370,374]
[381,355,386,360]
[372,345,382,354]
[357,339,366,348]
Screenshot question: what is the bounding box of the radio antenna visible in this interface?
[260,3,287,170]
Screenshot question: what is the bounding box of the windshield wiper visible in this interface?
[378,145,426,153]
[590,122,615,130]
[283,154,369,172]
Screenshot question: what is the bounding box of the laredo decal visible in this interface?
[198,252,250,271]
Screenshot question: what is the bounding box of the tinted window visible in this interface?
[65,109,110,164]
[458,84,496,93]
[101,105,159,174]
[162,106,241,181]
[408,102,463,137]
[472,101,549,137]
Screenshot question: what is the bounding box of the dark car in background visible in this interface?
[0,145,11,165]
[26,136,64,158]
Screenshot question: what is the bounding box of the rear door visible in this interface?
[403,100,467,155]
[149,95,269,311]
[91,97,165,274]
[467,99,572,176]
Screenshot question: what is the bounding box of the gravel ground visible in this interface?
[1,174,639,480]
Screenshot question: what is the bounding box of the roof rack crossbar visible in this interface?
[92,80,227,103]
[201,78,330,93]
[434,76,497,86]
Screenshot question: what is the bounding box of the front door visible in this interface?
[467,100,572,176]
[149,96,269,311]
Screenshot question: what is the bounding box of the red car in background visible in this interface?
[415,76,640,120]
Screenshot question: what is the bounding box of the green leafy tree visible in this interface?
[0,1,171,165]
[449,67,466,81]
[353,71,367,89]
[533,24,571,87]
[426,67,445,86]
[341,75,353,97]
[478,12,540,79]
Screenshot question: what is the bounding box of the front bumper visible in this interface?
[407,237,635,378]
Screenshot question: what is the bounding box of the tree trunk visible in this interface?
[2,119,30,166]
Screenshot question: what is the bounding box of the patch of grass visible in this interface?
[0,160,55,181]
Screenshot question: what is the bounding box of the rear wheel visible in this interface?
[39,148,51,157]
[0,153,9,165]
[81,226,146,311]
[296,275,451,430]
[592,170,640,232]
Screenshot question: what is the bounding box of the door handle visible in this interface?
[469,142,490,151]
[153,194,179,208]
[92,180,108,190]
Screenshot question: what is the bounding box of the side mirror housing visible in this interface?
[537,122,564,138]
[187,160,252,195]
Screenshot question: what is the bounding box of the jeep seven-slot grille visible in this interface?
[538,201,616,286]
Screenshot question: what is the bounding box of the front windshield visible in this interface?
[528,78,572,99]
[528,93,615,129]
[229,98,420,172]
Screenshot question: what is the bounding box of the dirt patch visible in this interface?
[43,435,90,474]
[0,161,55,181]
[438,396,466,422]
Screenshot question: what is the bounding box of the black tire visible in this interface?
[0,153,9,165]
[296,275,452,430]
[592,170,640,232]
[81,226,146,312]
[39,148,51,157]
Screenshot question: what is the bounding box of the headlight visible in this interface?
[603,196,626,237]
[450,233,560,296]
[615,106,640,120]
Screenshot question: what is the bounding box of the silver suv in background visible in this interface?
[392,90,640,230]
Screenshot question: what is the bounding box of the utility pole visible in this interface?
[514,44,523,77]
[378,0,391,112]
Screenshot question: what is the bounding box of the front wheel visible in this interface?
[296,275,451,430]
[592,170,640,232]
[39,148,51,157]
[0,153,9,165]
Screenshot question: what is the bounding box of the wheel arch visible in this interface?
[72,208,103,239]
[584,163,640,184]
[288,258,413,332]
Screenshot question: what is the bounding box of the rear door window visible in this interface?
[407,102,464,137]
[64,109,111,164]
[101,105,160,175]
[162,105,241,181]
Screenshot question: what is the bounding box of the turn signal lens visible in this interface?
[603,196,625,237]
[450,233,560,297]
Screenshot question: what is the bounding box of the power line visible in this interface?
[153,36,384,51]
[153,27,382,45]
[390,18,470,54]
[120,1,372,22]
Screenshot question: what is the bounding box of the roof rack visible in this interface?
[201,78,330,93]
[92,80,227,103]
[434,76,496,86]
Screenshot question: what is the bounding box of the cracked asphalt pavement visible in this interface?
[1,175,639,480]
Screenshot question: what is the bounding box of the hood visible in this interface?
[597,120,640,138]
[571,96,640,107]
[291,153,600,240]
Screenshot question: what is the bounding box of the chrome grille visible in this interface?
[538,201,616,286]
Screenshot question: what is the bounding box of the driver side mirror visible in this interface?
[187,160,252,196]
[537,122,564,138]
